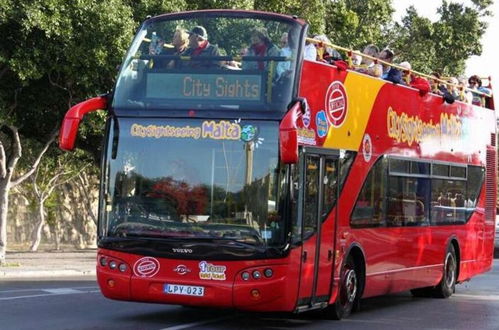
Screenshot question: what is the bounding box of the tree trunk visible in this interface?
[54,221,61,250]
[0,181,10,265]
[30,200,45,252]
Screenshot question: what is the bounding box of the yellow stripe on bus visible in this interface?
[323,72,385,150]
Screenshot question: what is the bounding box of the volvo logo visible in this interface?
[172,248,193,254]
[173,265,191,275]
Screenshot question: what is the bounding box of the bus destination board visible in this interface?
[146,73,263,102]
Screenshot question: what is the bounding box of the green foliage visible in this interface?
[186,0,253,11]
[0,0,135,159]
[127,0,187,22]
[0,0,494,183]
[389,1,491,76]
[325,0,394,48]
[254,0,326,35]
[388,6,437,74]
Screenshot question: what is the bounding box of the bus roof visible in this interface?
[146,9,307,26]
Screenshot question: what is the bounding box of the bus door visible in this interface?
[297,149,339,308]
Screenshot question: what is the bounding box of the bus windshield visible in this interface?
[101,118,287,249]
[113,13,303,112]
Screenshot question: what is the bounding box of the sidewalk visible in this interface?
[0,250,97,279]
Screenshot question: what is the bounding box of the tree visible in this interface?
[325,0,394,49]
[0,126,56,263]
[27,154,89,251]
[0,0,136,263]
[387,6,436,74]
[254,0,327,35]
[186,0,252,11]
[389,0,492,76]
[127,0,188,22]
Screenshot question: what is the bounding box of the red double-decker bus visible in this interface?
[59,10,496,319]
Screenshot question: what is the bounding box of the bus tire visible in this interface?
[432,244,457,298]
[330,255,359,320]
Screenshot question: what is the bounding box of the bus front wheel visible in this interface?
[330,255,359,320]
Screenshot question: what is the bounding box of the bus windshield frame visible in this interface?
[98,117,292,259]
[113,11,306,113]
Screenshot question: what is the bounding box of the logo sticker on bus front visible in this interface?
[130,120,241,141]
[362,134,372,162]
[301,101,311,128]
[198,261,226,280]
[133,257,160,278]
[173,264,191,275]
[325,81,348,127]
[316,111,329,138]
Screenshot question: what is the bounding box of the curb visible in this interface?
[0,269,96,279]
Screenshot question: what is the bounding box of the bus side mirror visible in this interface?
[279,101,302,164]
[59,96,108,151]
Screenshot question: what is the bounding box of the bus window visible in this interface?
[386,176,430,227]
[466,166,485,211]
[351,158,386,228]
[303,156,320,238]
[113,13,303,112]
[322,159,337,220]
[431,179,467,225]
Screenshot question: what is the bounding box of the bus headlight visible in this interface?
[241,272,250,281]
[118,263,127,272]
[264,268,273,278]
[109,260,117,270]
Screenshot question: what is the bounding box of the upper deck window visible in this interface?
[113,13,303,112]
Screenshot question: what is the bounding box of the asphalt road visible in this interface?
[1,260,499,330]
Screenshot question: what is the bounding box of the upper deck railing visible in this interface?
[305,37,493,101]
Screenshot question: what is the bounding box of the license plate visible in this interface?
[164,284,205,296]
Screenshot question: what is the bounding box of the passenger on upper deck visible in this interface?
[276,31,295,79]
[458,77,473,104]
[304,39,317,61]
[399,61,412,85]
[352,52,362,66]
[430,72,455,103]
[313,35,342,64]
[242,27,280,71]
[181,26,222,69]
[166,28,189,68]
[379,49,402,84]
[468,75,492,106]
[356,44,382,77]
[279,32,288,49]
[447,77,460,99]
[397,61,431,94]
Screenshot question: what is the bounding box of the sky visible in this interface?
[392,0,499,85]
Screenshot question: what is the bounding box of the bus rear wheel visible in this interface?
[330,255,359,320]
[410,244,457,298]
[432,244,457,298]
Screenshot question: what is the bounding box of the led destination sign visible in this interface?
[147,73,263,102]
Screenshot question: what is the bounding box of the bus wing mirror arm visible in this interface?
[59,94,108,151]
[279,100,305,164]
